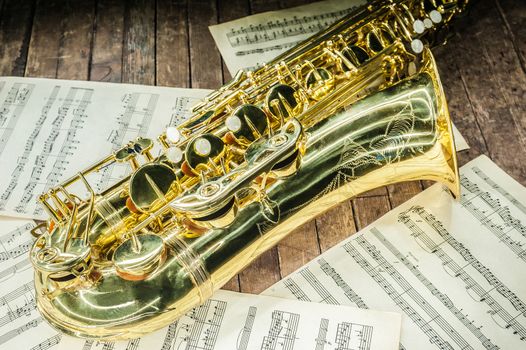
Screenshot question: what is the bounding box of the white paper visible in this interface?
[209,0,366,74]
[58,290,401,350]
[0,77,211,220]
[264,155,526,349]
[0,218,61,350]
[451,124,469,151]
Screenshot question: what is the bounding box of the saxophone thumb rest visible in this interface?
[29,0,466,339]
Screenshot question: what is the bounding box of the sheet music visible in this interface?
[264,155,526,349]
[210,0,365,75]
[0,218,61,350]
[0,77,211,220]
[58,290,401,350]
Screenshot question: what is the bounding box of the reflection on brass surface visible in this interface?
[30,0,468,339]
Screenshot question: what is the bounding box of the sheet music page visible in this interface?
[0,218,61,350]
[264,155,526,349]
[209,0,366,74]
[0,77,211,220]
[58,290,401,350]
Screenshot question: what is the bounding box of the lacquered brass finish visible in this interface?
[30,0,468,340]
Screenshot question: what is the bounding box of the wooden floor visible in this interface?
[0,0,524,294]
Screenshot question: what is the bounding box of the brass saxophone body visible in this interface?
[30,0,468,339]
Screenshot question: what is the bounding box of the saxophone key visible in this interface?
[113,233,166,281]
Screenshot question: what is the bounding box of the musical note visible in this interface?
[260,310,299,350]
[237,306,256,350]
[299,267,339,305]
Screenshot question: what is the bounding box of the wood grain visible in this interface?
[157,0,190,88]
[497,0,525,74]
[0,0,34,76]
[25,0,64,78]
[55,0,95,80]
[122,0,155,85]
[450,0,526,184]
[188,0,222,89]
[90,0,125,83]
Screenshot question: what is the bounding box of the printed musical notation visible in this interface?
[225,9,355,49]
[59,290,400,350]
[237,306,257,350]
[0,82,34,155]
[210,0,365,74]
[265,155,526,349]
[0,77,210,220]
[335,322,373,350]
[0,218,60,350]
[78,338,140,350]
[162,298,227,350]
[314,318,373,350]
[95,92,160,192]
[261,310,299,350]
[460,170,526,262]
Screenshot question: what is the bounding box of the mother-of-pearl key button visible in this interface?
[411,39,424,54]
[423,18,433,28]
[166,146,184,164]
[430,10,442,24]
[194,137,212,157]
[225,115,242,133]
[166,127,181,144]
[413,19,425,34]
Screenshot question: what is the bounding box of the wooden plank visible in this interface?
[156,0,190,87]
[90,0,125,83]
[316,201,357,253]
[357,186,388,197]
[449,0,526,184]
[25,0,95,79]
[387,181,422,209]
[218,0,250,82]
[280,0,318,8]
[122,0,155,85]
[434,37,489,166]
[0,0,35,76]
[188,0,222,89]
[25,0,63,78]
[239,248,282,293]
[352,195,391,229]
[55,0,95,80]
[277,221,319,277]
[496,0,525,73]
[250,0,281,14]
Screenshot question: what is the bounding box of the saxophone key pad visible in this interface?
[429,10,442,24]
[113,233,166,281]
[266,84,299,119]
[129,163,178,212]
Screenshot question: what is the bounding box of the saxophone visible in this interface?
[30,0,468,339]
